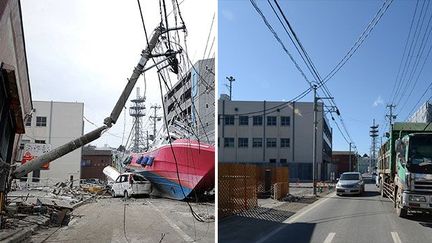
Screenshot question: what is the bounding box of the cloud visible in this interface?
[373,96,384,107]
[221,9,234,21]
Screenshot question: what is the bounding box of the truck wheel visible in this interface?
[396,188,407,218]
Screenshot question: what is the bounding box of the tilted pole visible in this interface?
[12,26,168,179]
[104,26,165,127]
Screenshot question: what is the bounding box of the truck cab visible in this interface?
[111,173,151,198]
[394,133,432,216]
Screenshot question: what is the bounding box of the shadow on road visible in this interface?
[219,207,316,243]
[403,212,432,228]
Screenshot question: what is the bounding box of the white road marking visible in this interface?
[391,232,402,243]
[323,233,336,243]
[146,200,194,242]
[255,193,335,243]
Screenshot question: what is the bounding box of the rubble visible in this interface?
[282,194,302,202]
[1,180,111,242]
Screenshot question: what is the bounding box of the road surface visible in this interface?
[262,183,432,243]
[220,183,432,243]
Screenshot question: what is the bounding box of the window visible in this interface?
[25,117,32,126]
[267,116,277,126]
[238,138,248,148]
[81,159,91,167]
[281,138,290,148]
[224,115,234,125]
[252,138,262,147]
[35,140,46,144]
[36,116,47,127]
[224,137,235,147]
[269,159,276,163]
[281,116,290,126]
[239,116,249,125]
[280,159,287,164]
[266,138,277,148]
[253,116,263,126]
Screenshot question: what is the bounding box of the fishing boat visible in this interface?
[124,139,214,200]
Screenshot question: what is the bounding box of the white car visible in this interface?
[111,173,152,198]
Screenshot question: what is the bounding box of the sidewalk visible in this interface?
[218,187,334,243]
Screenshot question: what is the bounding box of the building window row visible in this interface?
[223,137,290,148]
[222,115,290,126]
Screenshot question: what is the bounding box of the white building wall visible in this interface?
[218,99,331,180]
[21,101,84,184]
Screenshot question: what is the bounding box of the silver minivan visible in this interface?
[111,173,152,198]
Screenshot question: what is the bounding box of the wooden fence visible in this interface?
[219,163,289,218]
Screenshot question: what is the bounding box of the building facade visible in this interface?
[332,151,358,177]
[81,146,113,181]
[19,101,84,184]
[163,58,215,144]
[218,99,333,181]
[0,0,32,213]
[408,101,432,123]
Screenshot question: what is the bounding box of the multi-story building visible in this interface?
[0,0,33,213]
[218,98,333,181]
[81,145,113,181]
[19,101,84,184]
[408,101,432,123]
[163,58,215,144]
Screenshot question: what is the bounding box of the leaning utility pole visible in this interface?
[149,105,162,139]
[226,76,235,100]
[13,26,168,179]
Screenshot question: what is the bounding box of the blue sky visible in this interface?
[218,0,432,155]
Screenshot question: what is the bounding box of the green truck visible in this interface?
[378,122,432,217]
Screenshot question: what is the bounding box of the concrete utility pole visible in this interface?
[386,104,396,129]
[312,84,333,196]
[13,26,168,179]
[149,105,162,139]
[313,85,318,196]
[349,142,352,171]
[226,76,235,100]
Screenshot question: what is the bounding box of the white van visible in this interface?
[111,173,151,198]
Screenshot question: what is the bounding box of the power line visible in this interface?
[250,0,312,87]
[323,0,394,84]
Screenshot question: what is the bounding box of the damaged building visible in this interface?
[0,0,33,220]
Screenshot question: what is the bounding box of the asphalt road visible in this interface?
[257,183,432,243]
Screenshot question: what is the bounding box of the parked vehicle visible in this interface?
[336,172,365,196]
[378,122,432,217]
[111,173,151,198]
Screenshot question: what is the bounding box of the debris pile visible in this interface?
[282,194,302,202]
[1,180,111,241]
